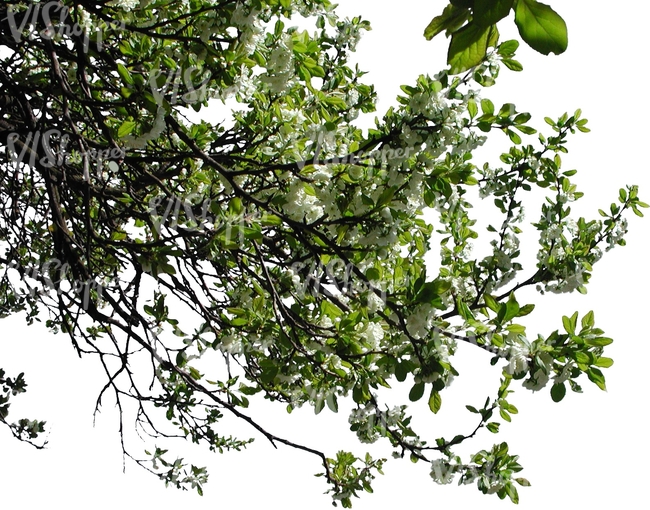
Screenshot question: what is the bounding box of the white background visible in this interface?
[2,1,649,508]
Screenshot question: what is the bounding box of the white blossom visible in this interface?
[111,0,139,11]
[430,459,456,485]
[554,362,574,384]
[364,321,384,349]
[505,336,530,375]
[366,291,385,314]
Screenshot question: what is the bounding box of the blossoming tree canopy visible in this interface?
[0,0,646,507]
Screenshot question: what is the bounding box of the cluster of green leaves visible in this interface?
[0,368,47,447]
[424,0,567,73]
[317,452,385,508]
[143,447,209,496]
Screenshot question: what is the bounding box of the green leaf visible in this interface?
[428,389,442,414]
[117,63,134,86]
[587,368,607,391]
[481,98,495,115]
[498,39,520,56]
[395,361,409,382]
[502,58,523,71]
[499,293,520,323]
[584,336,613,347]
[514,0,568,55]
[376,187,395,207]
[550,382,566,402]
[486,422,500,433]
[562,314,575,335]
[448,22,499,74]
[326,393,339,413]
[431,279,452,295]
[506,483,519,504]
[467,99,478,118]
[416,282,438,304]
[117,120,137,138]
[260,213,282,226]
[456,296,475,321]
[424,4,471,40]
[507,129,522,144]
[409,382,425,402]
[594,357,614,368]
[581,310,595,329]
[518,303,535,316]
[483,294,500,313]
[473,0,514,27]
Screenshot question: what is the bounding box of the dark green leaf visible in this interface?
[424,4,471,40]
[474,0,514,27]
[587,368,607,391]
[514,0,568,55]
[409,382,426,402]
[550,382,566,402]
[395,361,409,382]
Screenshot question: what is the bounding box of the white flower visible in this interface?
[366,291,385,314]
[430,459,456,485]
[401,125,420,146]
[606,217,628,251]
[284,268,301,289]
[406,305,434,339]
[486,51,501,67]
[558,191,575,203]
[218,334,243,354]
[319,314,334,329]
[364,322,384,349]
[565,219,579,236]
[346,89,360,107]
[268,36,293,73]
[551,244,565,260]
[542,224,563,243]
[311,165,332,181]
[554,362,574,384]
[523,368,549,391]
[282,180,324,223]
[505,341,530,375]
[503,232,519,251]
[494,250,512,271]
[112,0,139,11]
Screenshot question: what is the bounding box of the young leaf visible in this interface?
[429,389,442,414]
